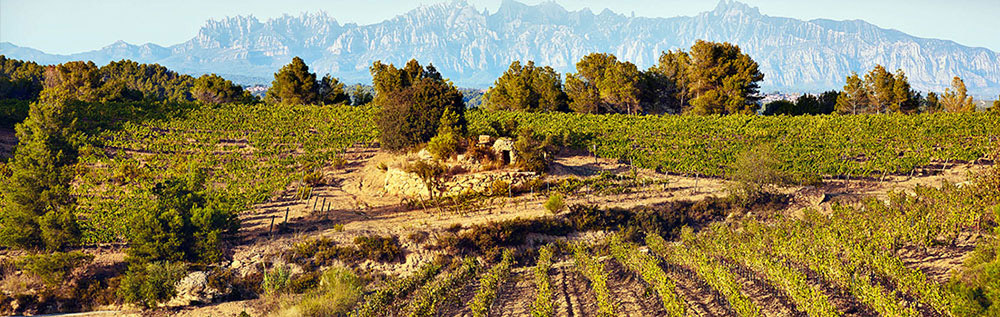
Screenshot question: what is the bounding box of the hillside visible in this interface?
[3,0,1000,95]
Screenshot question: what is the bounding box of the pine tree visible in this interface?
[0,101,81,250]
[992,95,1000,112]
[350,85,373,106]
[941,76,975,113]
[192,74,253,104]
[685,40,763,115]
[373,60,465,151]
[836,73,868,114]
[266,57,319,105]
[924,92,942,113]
[485,61,568,112]
[890,69,918,113]
[318,74,349,105]
[863,65,895,113]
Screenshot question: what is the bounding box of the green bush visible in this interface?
[426,131,460,160]
[16,251,94,287]
[127,175,240,264]
[117,261,187,308]
[726,144,792,206]
[277,266,364,317]
[262,264,292,296]
[376,70,466,151]
[544,193,566,214]
[514,129,558,174]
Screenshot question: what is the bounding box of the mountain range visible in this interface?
[3,0,999,96]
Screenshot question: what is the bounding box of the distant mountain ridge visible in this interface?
[3,0,999,95]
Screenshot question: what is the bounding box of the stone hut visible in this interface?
[492,137,516,165]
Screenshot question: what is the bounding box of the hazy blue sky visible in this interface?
[2,0,998,54]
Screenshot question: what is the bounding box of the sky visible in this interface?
[1,0,998,54]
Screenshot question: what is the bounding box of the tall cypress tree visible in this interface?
[0,101,81,250]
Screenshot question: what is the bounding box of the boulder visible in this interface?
[168,271,223,307]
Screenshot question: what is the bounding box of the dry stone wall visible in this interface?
[382,167,537,199]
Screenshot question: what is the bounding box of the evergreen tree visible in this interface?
[484,61,567,112]
[564,53,643,114]
[350,85,373,106]
[941,76,975,113]
[648,50,691,113]
[192,74,254,104]
[266,57,319,105]
[0,55,46,101]
[0,101,81,250]
[924,92,942,113]
[373,60,465,151]
[685,40,764,115]
[836,73,868,114]
[864,65,895,113]
[817,90,839,114]
[992,95,1000,112]
[318,74,349,105]
[891,69,918,113]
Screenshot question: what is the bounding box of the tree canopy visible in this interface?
[372,59,465,151]
[835,65,918,114]
[484,61,568,112]
[941,76,975,113]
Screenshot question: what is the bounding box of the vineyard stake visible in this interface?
[284,207,290,224]
[268,215,275,239]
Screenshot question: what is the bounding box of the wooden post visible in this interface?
[284,207,290,224]
[312,196,318,212]
[268,215,275,238]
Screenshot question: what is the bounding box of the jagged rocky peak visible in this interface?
[711,0,761,16]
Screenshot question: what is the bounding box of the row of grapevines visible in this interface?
[467,249,514,316]
[531,244,555,317]
[351,261,443,317]
[645,233,761,317]
[571,243,616,317]
[607,234,686,316]
[406,257,478,317]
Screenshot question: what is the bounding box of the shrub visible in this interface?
[16,251,94,287]
[514,129,558,174]
[262,264,291,296]
[726,144,790,206]
[426,131,460,160]
[127,175,240,264]
[277,266,364,317]
[117,261,187,308]
[406,160,449,200]
[353,235,404,263]
[544,193,565,214]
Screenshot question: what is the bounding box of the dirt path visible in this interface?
[552,262,601,317]
[720,259,804,317]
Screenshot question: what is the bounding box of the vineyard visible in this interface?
[66,103,999,244]
[14,101,996,316]
[332,165,998,317]
[469,110,1000,180]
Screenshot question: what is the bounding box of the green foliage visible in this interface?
[352,261,443,317]
[0,55,45,101]
[762,91,837,116]
[726,144,793,206]
[406,257,478,316]
[467,110,1000,179]
[941,76,976,113]
[16,251,94,287]
[405,160,449,200]
[192,74,256,104]
[262,263,292,296]
[126,173,240,265]
[117,261,187,308]
[374,60,465,151]
[685,40,764,115]
[836,66,919,114]
[467,249,514,317]
[279,266,365,317]
[267,57,319,105]
[350,84,373,106]
[484,61,568,112]
[513,129,558,174]
[565,53,642,114]
[425,108,463,160]
[543,193,565,214]
[531,244,555,317]
[947,206,1000,316]
[0,101,81,251]
[319,74,350,105]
